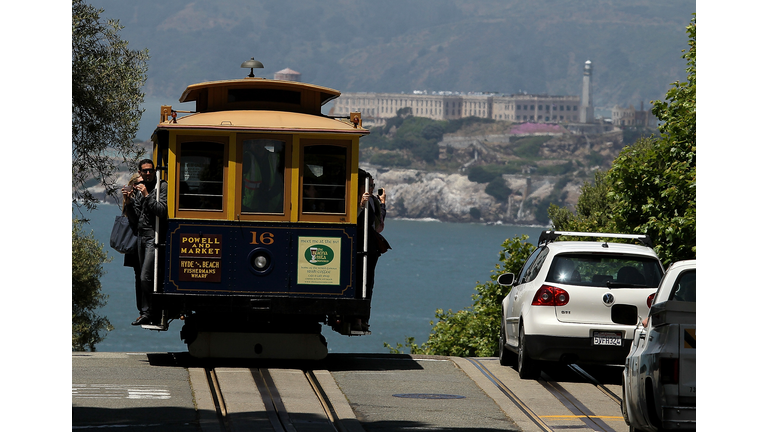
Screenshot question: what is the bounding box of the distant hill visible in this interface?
[89,0,694,110]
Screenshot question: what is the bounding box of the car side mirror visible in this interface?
[497,273,516,286]
[611,304,639,326]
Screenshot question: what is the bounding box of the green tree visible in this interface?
[72,220,113,351]
[548,170,616,233]
[72,0,149,211]
[412,141,440,163]
[485,177,512,202]
[386,235,535,356]
[467,165,498,183]
[72,1,148,349]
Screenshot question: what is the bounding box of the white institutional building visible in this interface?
[329,91,581,128]
[275,61,652,130]
[327,60,598,128]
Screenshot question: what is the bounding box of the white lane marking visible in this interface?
[72,384,171,400]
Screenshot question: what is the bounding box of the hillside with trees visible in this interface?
[72,0,149,351]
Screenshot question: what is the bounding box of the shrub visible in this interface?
[412,141,439,163]
[72,219,113,351]
[537,161,574,176]
[485,177,512,202]
[467,165,498,183]
[509,135,550,159]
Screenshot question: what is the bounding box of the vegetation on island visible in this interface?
[361,112,646,225]
[72,0,149,351]
[361,110,496,167]
[387,14,695,356]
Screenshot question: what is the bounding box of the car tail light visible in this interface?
[532,285,570,306]
[660,358,679,384]
[647,292,656,308]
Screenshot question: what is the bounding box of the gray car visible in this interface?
[613,260,696,431]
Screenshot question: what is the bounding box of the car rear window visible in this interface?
[545,253,663,288]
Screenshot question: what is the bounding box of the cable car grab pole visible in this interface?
[362,177,369,299]
[153,167,160,294]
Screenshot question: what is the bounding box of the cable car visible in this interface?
[143,60,371,359]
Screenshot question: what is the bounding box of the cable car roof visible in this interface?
[179,78,340,113]
[156,110,369,135]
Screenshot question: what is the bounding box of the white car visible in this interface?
[498,231,664,379]
[615,260,696,431]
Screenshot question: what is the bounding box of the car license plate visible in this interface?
[592,331,622,346]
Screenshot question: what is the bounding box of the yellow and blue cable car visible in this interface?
[146,61,370,359]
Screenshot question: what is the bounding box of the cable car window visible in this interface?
[302,145,346,214]
[228,88,301,105]
[241,139,285,214]
[178,142,225,211]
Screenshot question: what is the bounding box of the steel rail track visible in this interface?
[205,367,340,432]
[205,367,232,432]
[466,358,555,432]
[567,363,622,406]
[469,358,623,432]
[536,376,617,432]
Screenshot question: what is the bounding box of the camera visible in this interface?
[377,188,383,196]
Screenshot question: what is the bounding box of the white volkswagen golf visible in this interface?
[498,231,664,379]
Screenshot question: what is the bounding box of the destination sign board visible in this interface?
[178,234,222,282]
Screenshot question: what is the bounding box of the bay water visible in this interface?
[82,203,544,354]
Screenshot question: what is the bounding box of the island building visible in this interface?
[329,91,581,128]
[579,60,594,124]
[274,68,301,82]
[611,102,658,127]
[274,61,650,131]
[326,61,596,128]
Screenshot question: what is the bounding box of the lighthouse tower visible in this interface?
[579,60,594,124]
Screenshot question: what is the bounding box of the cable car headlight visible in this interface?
[247,248,273,275]
[253,255,268,269]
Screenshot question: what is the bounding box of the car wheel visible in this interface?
[517,323,540,379]
[499,319,517,367]
[645,380,663,431]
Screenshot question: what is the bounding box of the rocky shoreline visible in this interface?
[363,164,578,225]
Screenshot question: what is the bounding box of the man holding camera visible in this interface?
[123,159,167,326]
